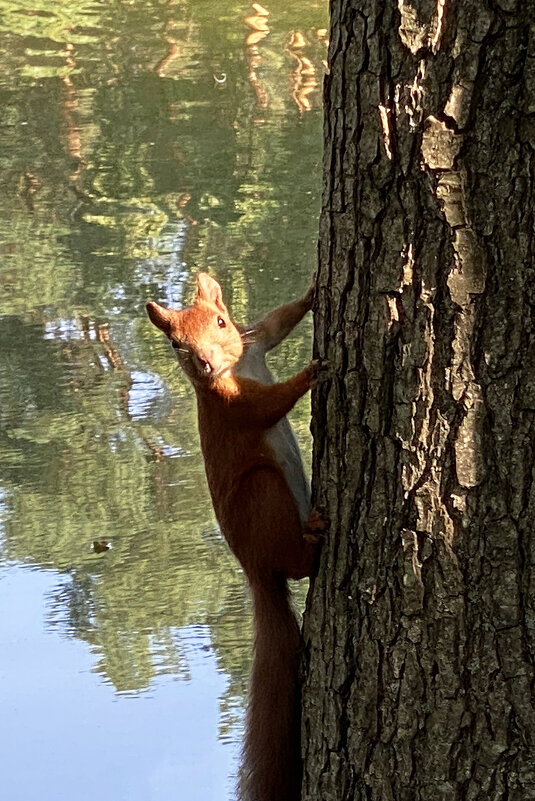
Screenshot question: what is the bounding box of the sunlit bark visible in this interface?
[303,2,535,799]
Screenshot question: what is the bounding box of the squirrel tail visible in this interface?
[239,573,302,801]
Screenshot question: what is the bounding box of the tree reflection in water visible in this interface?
[0,0,326,792]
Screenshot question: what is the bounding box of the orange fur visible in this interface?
[146,274,321,801]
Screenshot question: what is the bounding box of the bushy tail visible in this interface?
[239,574,302,801]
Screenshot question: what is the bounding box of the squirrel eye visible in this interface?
[217,316,226,328]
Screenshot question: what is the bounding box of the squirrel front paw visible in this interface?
[306,358,328,388]
[303,283,316,311]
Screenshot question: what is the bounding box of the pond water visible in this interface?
[0,1,327,799]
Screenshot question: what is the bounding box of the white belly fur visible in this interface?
[235,343,311,525]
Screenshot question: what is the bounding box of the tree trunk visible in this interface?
[302,2,535,800]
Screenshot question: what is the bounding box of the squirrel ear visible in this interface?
[146,300,173,336]
[196,273,227,313]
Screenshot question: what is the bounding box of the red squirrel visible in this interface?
[146,273,322,801]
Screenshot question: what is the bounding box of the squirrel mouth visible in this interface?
[171,341,215,376]
[192,353,213,375]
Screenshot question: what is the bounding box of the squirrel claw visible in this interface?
[304,506,329,542]
[303,283,316,310]
[308,359,329,387]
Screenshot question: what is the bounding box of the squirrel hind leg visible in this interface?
[226,466,317,581]
[286,506,328,580]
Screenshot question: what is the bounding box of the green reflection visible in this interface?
[0,0,326,702]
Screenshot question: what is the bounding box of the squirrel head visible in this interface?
[146,273,244,382]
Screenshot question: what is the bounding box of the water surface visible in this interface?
[0,1,327,797]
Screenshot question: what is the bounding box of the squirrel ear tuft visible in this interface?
[196,273,227,314]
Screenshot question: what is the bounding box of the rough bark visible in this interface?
[302,2,535,800]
